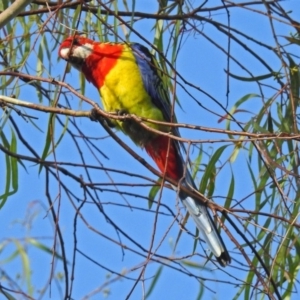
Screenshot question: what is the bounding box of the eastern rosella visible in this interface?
[58,35,231,267]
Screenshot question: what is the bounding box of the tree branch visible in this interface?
[0,0,33,29]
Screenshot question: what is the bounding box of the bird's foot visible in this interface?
[90,104,115,128]
[90,104,101,122]
[115,109,129,118]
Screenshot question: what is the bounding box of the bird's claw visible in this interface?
[90,104,116,128]
[115,109,129,117]
[90,104,101,122]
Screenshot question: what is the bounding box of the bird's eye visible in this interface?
[73,38,81,46]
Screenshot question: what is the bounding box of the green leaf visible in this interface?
[0,248,19,264]
[181,259,208,269]
[230,140,243,163]
[196,283,204,300]
[148,178,162,209]
[0,130,18,209]
[0,146,11,209]
[226,70,279,82]
[223,172,234,212]
[145,266,163,298]
[226,94,260,136]
[174,212,190,252]
[39,113,55,173]
[27,238,65,261]
[53,116,69,153]
[206,165,216,197]
[0,287,17,300]
[283,36,300,46]
[267,111,273,133]
[287,55,300,104]
[12,240,33,296]
[200,145,228,194]
[191,146,202,179]
[10,129,18,191]
[71,5,82,32]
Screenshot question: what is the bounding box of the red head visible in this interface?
[58,35,124,88]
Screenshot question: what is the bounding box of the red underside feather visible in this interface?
[144,135,183,181]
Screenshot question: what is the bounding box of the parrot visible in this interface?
[58,35,231,267]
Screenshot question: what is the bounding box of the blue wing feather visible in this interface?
[131,43,173,124]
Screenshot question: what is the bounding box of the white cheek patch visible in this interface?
[60,43,94,72]
[73,43,93,59]
[60,48,71,59]
[60,43,93,60]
